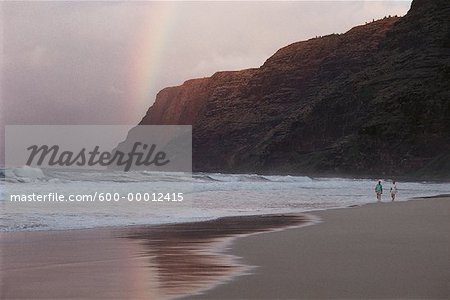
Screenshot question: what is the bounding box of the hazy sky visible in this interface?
[1,1,412,129]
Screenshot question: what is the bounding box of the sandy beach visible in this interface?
[0,215,306,299]
[190,197,450,299]
[1,197,449,299]
[3,1,449,299]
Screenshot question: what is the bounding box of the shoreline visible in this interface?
[188,196,450,299]
[1,196,449,299]
[2,192,447,234]
[0,214,310,299]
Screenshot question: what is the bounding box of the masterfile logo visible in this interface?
[25,142,170,171]
[4,125,193,219]
[5,125,192,172]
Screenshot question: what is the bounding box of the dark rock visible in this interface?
[137,0,450,179]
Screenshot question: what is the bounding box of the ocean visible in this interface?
[1,166,449,232]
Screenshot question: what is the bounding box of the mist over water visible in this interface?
[1,167,449,232]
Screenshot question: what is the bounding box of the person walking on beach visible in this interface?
[375,180,383,202]
[390,180,398,202]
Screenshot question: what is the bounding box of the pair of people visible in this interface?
[375,180,397,202]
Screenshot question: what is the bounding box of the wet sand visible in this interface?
[1,198,449,299]
[188,197,450,299]
[0,215,306,299]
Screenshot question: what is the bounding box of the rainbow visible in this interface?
[127,2,180,120]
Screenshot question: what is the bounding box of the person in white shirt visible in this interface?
[390,180,398,202]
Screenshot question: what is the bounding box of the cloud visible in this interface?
[2,1,412,128]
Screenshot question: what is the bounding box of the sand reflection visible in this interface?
[0,214,306,299]
[122,214,306,299]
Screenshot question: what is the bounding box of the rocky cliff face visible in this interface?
[138,0,450,178]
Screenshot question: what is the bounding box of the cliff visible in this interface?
[138,0,450,179]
